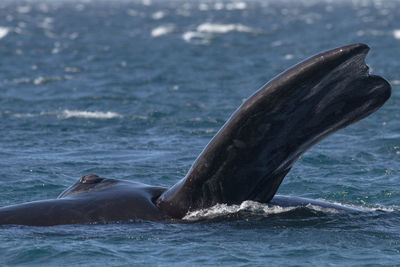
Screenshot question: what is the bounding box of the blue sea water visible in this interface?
[0,0,399,265]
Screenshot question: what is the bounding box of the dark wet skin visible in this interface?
[0,175,167,226]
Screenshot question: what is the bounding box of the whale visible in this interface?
[0,43,391,226]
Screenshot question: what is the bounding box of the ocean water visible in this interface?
[0,0,399,265]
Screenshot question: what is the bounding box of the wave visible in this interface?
[394,29,400,39]
[59,110,122,119]
[152,11,166,20]
[197,23,254,34]
[226,2,247,10]
[33,76,62,85]
[0,27,9,39]
[6,110,132,120]
[151,25,175,37]
[391,80,400,85]
[11,113,36,118]
[182,31,210,44]
[198,2,247,11]
[12,75,69,85]
[182,23,257,44]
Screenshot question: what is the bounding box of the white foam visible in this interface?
[305,203,340,214]
[151,25,175,37]
[393,29,400,39]
[69,32,79,40]
[271,40,283,47]
[152,11,165,20]
[38,17,54,30]
[59,110,122,119]
[198,3,209,11]
[197,23,254,34]
[214,2,224,10]
[0,27,9,39]
[13,77,31,84]
[182,31,209,44]
[183,200,398,222]
[183,201,297,221]
[284,54,294,60]
[12,113,35,118]
[226,2,247,10]
[142,0,151,6]
[183,23,256,44]
[33,76,61,85]
[321,199,398,212]
[391,80,400,85]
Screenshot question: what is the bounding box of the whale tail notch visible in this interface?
[157,43,392,219]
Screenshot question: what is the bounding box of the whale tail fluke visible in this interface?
[157,43,391,219]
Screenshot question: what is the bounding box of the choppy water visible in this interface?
[0,0,399,265]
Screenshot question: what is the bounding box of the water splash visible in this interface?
[184,201,300,221]
[183,200,398,222]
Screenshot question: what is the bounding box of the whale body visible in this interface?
[0,43,391,226]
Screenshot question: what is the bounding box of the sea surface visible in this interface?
[0,0,399,266]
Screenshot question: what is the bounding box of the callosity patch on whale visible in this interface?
[0,43,391,226]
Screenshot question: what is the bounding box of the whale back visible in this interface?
[0,177,167,226]
[157,44,391,219]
